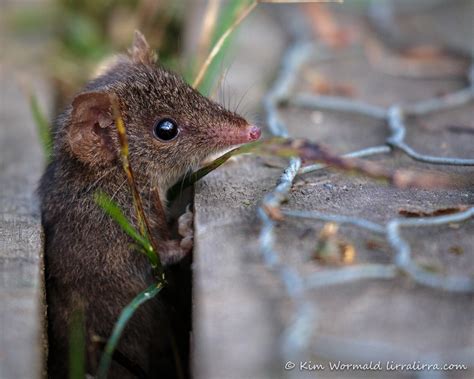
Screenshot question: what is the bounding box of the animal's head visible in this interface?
[61,31,260,189]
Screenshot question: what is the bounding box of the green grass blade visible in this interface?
[168,140,262,201]
[69,307,85,379]
[94,191,158,268]
[29,93,52,161]
[97,283,164,379]
[168,135,462,197]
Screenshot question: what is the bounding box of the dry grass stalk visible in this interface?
[193,0,344,90]
[196,0,221,67]
[110,94,162,273]
[193,0,258,89]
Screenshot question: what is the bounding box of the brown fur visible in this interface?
[40,31,257,378]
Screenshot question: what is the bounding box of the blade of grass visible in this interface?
[94,191,159,269]
[69,307,85,379]
[168,140,264,201]
[168,136,466,200]
[97,282,164,379]
[29,92,52,161]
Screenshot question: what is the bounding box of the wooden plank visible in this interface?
[192,3,474,379]
[193,159,287,379]
[192,8,287,379]
[0,72,48,379]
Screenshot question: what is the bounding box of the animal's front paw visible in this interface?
[178,206,194,252]
[157,206,194,265]
[159,240,190,265]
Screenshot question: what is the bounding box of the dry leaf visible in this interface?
[340,243,356,265]
[303,3,354,48]
[304,69,355,97]
[398,205,469,218]
[313,223,356,265]
[365,35,469,78]
[263,203,284,221]
[448,246,464,256]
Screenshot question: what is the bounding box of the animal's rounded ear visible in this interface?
[129,30,158,65]
[67,91,117,166]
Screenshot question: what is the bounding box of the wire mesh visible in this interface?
[258,41,474,377]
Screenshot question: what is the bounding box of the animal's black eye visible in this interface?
[153,118,179,141]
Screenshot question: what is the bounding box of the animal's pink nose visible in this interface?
[222,124,262,146]
[248,126,261,141]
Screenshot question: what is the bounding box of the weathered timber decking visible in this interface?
[0,73,47,378]
[192,2,474,379]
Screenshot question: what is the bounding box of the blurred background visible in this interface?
[2,0,472,124]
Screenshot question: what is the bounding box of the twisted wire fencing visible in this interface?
[258,40,474,377]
